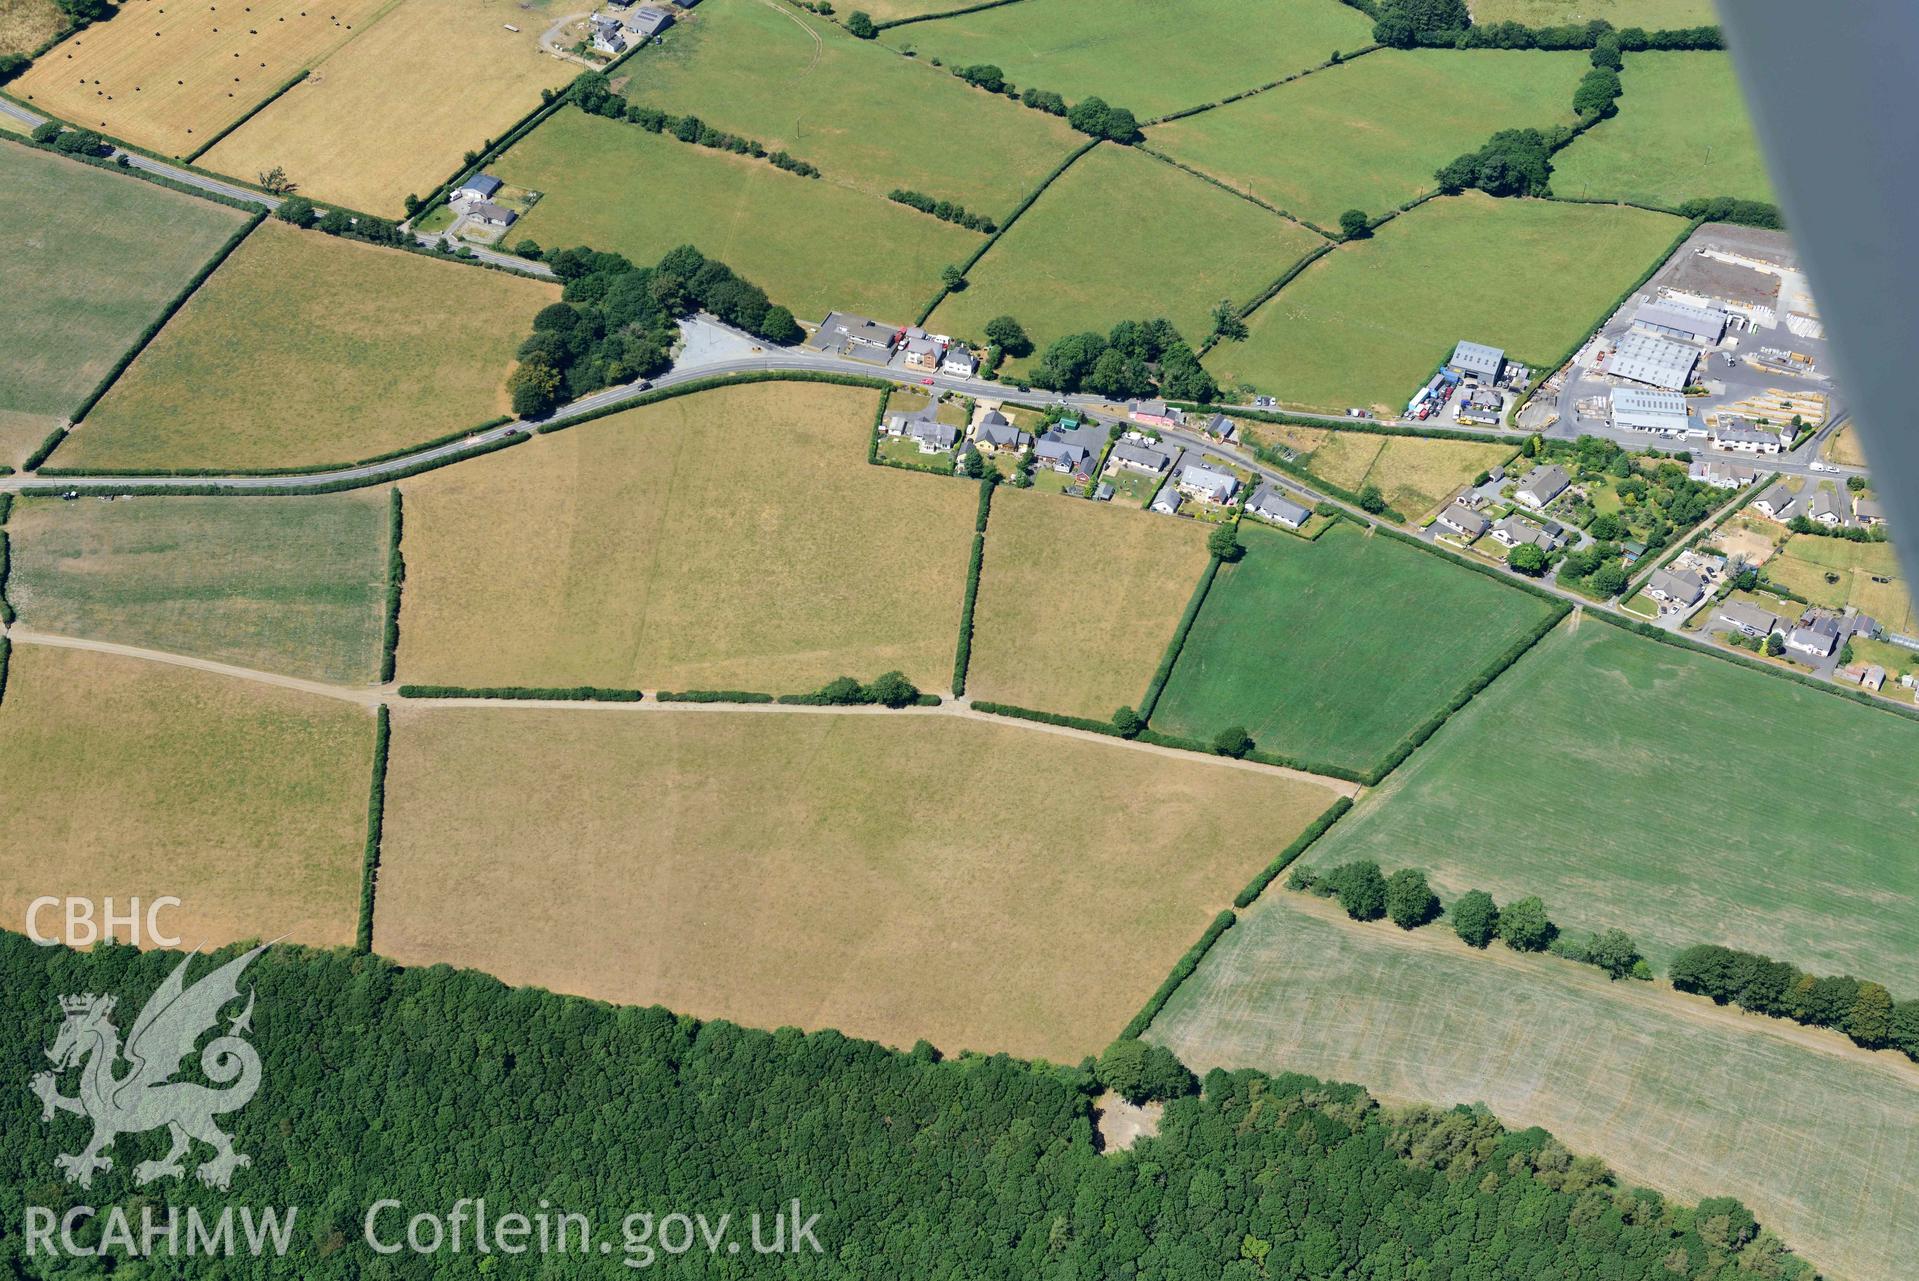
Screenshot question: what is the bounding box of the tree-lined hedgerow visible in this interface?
[0,932,1814,1279]
[509,243,804,416]
[888,188,996,232]
[777,672,933,707]
[943,62,1140,142]
[1670,943,1919,1062]
[574,72,823,178]
[1290,862,1652,980]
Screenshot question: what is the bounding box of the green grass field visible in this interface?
[1305,621,1919,987]
[496,107,976,324]
[0,644,375,951]
[1467,0,1719,28]
[1147,50,1587,230]
[613,0,1081,219]
[883,0,1373,121]
[1210,193,1686,412]
[930,143,1324,360]
[1150,892,1919,1281]
[6,493,389,684]
[0,143,248,467]
[1553,53,1774,208]
[1153,522,1560,773]
[54,219,557,472]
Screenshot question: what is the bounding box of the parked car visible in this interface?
[1346,408,1371,419]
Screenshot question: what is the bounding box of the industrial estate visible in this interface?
[1,0,1911,1277]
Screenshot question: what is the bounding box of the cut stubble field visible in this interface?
[930,143,1325,365]
[56,219,557,472]
[0,645,375,950]
[201,0,575,215]
[1149,891,1919,1281]
[1553,52,1775,209]
[0,142,247,467]
[1306,622,1919,988]
[1148,49,1587,230]
[496,107,977,324]
[6,492,390,684]
[1209,192,1687,413]
[397,382,978,694]
[615,0,1081,219]
[1153,521,1561,774]
[884,0,1373,122]
[374,705,1341,1063]
[966,485,1213,721]
[11,0,391,157]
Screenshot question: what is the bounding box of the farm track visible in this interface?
[0,626,1364,795]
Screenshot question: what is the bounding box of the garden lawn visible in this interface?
[1211,193,1686,413]
[55,219,557,471]
[1148,50,1587,230]
[1765,535,1914,634]
[376,705,1340,1063]
[0,644,375,950]
[966,485,1213,721]
[7,493,389,684]
[0,0,64,56]
[201,0,576,215]
[0,143,248,467]
[1153,521,1560,773]
[1304,621,1919,988]
[1466,0,1717,23]
[1150,891,1919,1281]
[614,0,1081,219]
[883,0,1373,122]
[396,382,979,694]
[10,0,388,157]
[1553,53,1774,208]
[495,107,976,324]
[930,144,1324,362]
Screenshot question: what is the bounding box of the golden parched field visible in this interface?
[966,485,1213,720]
[56,219,557,471]
[11,0,391,157]
[1,0,66,58]
[0,644,375,950]
[397,382,980,694]
[374,705,1340,1062]
[203,0,575,215]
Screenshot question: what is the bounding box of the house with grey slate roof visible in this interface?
[1247,483,1309,529]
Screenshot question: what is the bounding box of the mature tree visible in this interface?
[1846,981,1894,1047]
[957,64,1005,93]
[816,675,866,705]
[845,9,877,38]
[257,165,297,195]
[760,304,804,347]
[53,128,105,156]
[1590,36,1624,70]
[1588,512,1623,541]
[1764,632,1785,657]
[1585,928,1643,979]
[1450,890,1499,948]
[0,53,29,85]
[1497,896,1554,951]
[1021,87,1066,115]
[1890,999,1919,1058]
[1068,97,1140,142]
[941,264,967,291]
[958,446,985,479]
[1574,67,1624,119]
[1209,298,1248,342]
[1357,483,1387,514]
[30,120,61,144]
[1111,706,1142,738]
[864,671,920,708]
[1338,208,1371,240]
[1328,861,1388,921]
[1095,1038,1197,1104]
[1207,524,1243,562]
[1385,869,1439,930]
[507,360,563,417]
[1593,563,1629,597]
[1507,543,1547,576]
[1212,725,1253,759]
[316,208,353,236]
[275,196,318,228]
[984,315,1030,357]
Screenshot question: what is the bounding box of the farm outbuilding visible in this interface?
[1448,340,1505,381]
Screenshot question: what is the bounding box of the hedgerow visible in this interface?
[355,705,390,954]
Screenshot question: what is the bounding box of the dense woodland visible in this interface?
[2,933,1815,1279]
